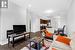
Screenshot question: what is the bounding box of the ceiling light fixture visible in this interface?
[44,10,54,14]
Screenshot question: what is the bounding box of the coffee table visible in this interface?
[29,37,44,50]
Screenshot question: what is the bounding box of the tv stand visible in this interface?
[7,31,30,47]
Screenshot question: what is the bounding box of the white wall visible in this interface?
[0,8,1,44]
[53,16,66,28]
[26,10,40,32]
[31,14,40,32]
[67,0,75,35]
[29,0,72,16]
[0,0,29,45]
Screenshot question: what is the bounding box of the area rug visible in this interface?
[21,40,52,50]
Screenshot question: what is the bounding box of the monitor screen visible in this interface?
[13,25,26,34]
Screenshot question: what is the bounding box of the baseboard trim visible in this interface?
[0,41,2,45]
[0,40,8,45]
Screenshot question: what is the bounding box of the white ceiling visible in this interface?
[10,0,30,8]
[10,0,73,16]
[29,0,72,16]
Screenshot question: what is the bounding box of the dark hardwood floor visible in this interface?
[0,40,29,50]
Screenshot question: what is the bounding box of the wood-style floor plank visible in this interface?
[0,40,29,50]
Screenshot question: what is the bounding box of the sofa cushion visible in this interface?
[56,36,71,45]
[52,41,72,50]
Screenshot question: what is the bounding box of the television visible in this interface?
[13,25,26,34]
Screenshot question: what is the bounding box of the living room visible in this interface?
[0,0,75,50]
